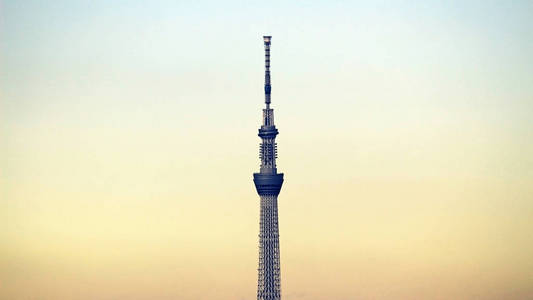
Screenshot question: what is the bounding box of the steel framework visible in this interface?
[253,35,284,300]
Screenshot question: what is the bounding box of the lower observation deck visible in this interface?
[253,173,284,196]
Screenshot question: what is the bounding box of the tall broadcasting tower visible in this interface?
[253,36,284,300]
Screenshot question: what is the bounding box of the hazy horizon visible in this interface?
[1,1,532,299]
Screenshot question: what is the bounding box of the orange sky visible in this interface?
[1,1,532,299]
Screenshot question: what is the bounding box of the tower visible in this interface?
[253,36,284,300]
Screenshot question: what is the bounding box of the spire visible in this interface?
[262,36,274,129]
[264,36,272,109]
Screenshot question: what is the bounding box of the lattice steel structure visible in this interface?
[253,35,284,300]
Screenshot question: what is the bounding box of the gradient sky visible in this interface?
[1,1,533,299]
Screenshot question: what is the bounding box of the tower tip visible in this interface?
[263,36,272,44]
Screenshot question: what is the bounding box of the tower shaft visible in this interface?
[257,195,281,299]
[253,36,284,300]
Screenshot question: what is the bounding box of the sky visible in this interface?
[1,1,532,299]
